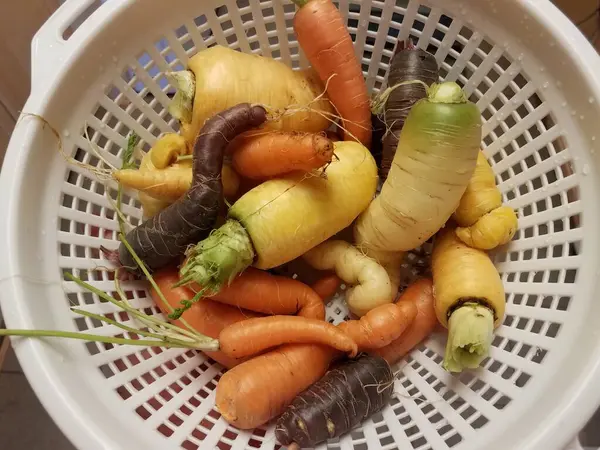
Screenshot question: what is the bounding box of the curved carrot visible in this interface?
[339,301,416,349]
[219,316,357,358]
[215,279,427,429]
[192,268,325,320]
[292,0,371,147]
[216,343,333,429]
[151,268,261,368]
[231,130,334,180]
[374,278,437,364]
[310,273,342,301]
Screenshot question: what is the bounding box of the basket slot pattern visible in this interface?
[43,0,595,448]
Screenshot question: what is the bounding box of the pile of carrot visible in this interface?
[5,0,519,447]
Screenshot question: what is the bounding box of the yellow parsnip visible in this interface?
[173,46,335,144]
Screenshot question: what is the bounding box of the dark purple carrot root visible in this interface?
[275,353,394,448]
[105,103,267,274]
[379,40,439,180]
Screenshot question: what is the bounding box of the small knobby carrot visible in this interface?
[292,0,372,147]
[230,130,334,180]
[339,301,417,350]
[310,273,342,301]
[219,316,358,358]
[151,268,261,368]
[374,278,437,364]
[215,279,428,429]
[191,268,326,320]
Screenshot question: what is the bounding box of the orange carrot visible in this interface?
[219,316,357,358]
[339,301,417,350]
[216,343,333,429]
[310,273,342,301]
[292,0,371,147]
[374,278,437,364]
[231,130,334,180]
[215,279,427,429]
[151,268,260,368]
[191,268,325,320]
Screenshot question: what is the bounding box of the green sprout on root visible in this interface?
[173,219,254,320]
[0,234,219,352]
[443,303,494,373]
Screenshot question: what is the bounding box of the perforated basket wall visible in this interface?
[3,0,600,449]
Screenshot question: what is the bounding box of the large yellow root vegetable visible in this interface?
[169,46,335,144]
[178,141,378,296]
[354,82,481,257]
[453,151,518,249]
[432,227,505,373]
[302,240,393,317]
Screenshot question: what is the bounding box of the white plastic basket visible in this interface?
[2,0,600,449]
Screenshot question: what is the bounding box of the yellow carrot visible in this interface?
[432,227,505,373]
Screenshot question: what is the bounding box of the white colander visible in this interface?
[2,0,600,449]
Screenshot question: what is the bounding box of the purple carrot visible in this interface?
[378,40,439,180]
[102,103,267,273]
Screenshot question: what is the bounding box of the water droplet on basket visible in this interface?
[360,19,367,27]
[63,130,70,137]
[518,54,524,61]
[540,67,545,72]
[542,82,549,89]
[512,99,519,105]
[561,101,567,107]
[542,186,548,192]
[99,123,106,129]
[589,97,595,104]
[580,115,585,120]
[582,164,590,175]
[592,136,597,141]
[571,110,577,116]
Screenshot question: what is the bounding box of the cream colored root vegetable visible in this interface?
[303,240,393,317]
[169,46,335,144]
[454,151,518,249]
[354,82,481,257]
[432,227,505,373]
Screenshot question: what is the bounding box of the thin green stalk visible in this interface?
[176,154,193,162]
[118,235,199,335]
[72,309,203,348]
[0,329,195,349]
[67,273,202,341]
[71,308,162,340]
